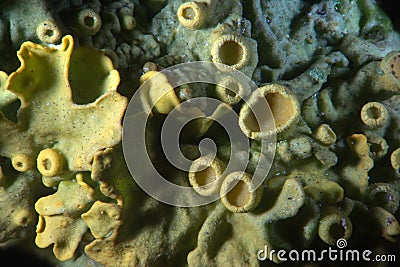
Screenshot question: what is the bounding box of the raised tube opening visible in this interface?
[77,9,102,35]
[221,171,262,213]
[242,92,295,133]
[36,20,61,44]
[361,102,388,128]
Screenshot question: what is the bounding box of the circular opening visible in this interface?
[182,7,195,20]
[329,222,345,240]
[36,21,61,44]
[266,93,294,127]
[44,29,54,37]
[374,192,390,207]
[370,143,382,154]
[226,180,250,207]
[42,159,52,171]
[219,41,244,66]
[366,106,381,120]
[12,155,33,172]
[195,166,216,186]
[84,16,95,27]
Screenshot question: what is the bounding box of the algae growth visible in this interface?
[0,0,400,266]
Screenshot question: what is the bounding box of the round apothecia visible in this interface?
[318,213,353,246]
[36,20,62,44]
[177,1,207,30]
[220,171,263,213]
[189,155,224,196]
[76,9,102,35]
[12,153,34,172]
[211,35,249,70]
[239,84,300,140]
[37,148,66,177]
[360,102,388,128]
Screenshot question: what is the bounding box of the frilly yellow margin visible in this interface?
[35,174,94,261]
[6,34,74,107]
[4,35,127,171]
[177,1,207,30]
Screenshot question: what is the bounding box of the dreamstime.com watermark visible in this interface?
[257,238,397,263]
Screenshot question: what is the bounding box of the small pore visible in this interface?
[77,9,102,35]
[374,192,391,207]
[42,158,52,171]
[36,20,61,44]
[366,106,381,120]
[44,29,54,37]
[360,102,388,128]
[182,7,195,20]
[177,2,205,30]
[12,154,33,172]
[370,143,381,154]
[84,16,95,27]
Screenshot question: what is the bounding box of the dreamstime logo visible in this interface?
[122,62,276,207]
[257,238,397,262]
[336,238,347,249]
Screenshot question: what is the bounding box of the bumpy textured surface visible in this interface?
[1,0,400,267]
